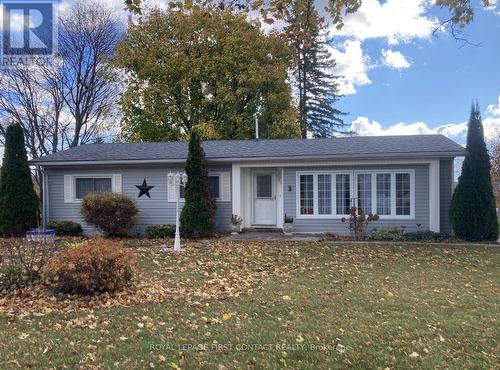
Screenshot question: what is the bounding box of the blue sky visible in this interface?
[1,0,499,150]
[325,0,500,145]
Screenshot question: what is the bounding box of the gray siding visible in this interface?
[439,158,453,234]
[45,164,232,235]
[283,164,430,234]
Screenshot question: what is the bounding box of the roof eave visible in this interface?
[30,151,466,167]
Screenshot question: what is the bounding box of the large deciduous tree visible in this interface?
[180,131,216,238]
[0,124,39,236]
[450,104,498,241]
[0,1,121,189]
[284,0,348,138]
[115,7,299,141]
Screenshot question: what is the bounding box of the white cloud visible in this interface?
[350,95,500,144]
[487,95,500,116]
[350,116,500,143]
[329,40,372,95]
[381,49,411,69]
[328,0,436,95]
[331,0,437,45]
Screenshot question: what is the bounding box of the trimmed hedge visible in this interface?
[145,224,176,238]
[369,228,402,241]
[370,228,451,242]
[80,192,138,237]
[47,221,82,236]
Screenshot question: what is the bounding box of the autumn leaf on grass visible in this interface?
[222,313,231,321]
[18,332,29,340]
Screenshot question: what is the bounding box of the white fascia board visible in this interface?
[30,152,464,167]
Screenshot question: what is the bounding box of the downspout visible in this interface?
[40,167,49,229]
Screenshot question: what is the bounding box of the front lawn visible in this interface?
[0,241,498,369]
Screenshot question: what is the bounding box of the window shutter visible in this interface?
[168,177,176,202]
[221,172,231,202]
[64,175,73,203]
[112,174,122,193]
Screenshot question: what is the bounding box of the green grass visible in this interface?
[0,241,499,369]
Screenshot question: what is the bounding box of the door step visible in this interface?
[243,227,283,233]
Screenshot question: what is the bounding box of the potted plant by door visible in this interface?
[283,214,294,235]
[231,215,243,235]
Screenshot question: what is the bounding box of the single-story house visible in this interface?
[31,135,466,235]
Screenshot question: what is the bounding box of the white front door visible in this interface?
[253,172,277,225]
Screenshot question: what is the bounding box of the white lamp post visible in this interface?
[167,172,187,252]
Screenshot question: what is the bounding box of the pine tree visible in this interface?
[450,103,499,241]
[180,131,216,238]
[0,123,39,236]
[285,0,349,138]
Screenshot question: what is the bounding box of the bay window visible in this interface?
[299,174,314,215]
[296,170,414,218]
[318,174,332,215]
[336,174,351,215]
[357,174,372,214]
[376,174,391,216]
[396,173,411,216]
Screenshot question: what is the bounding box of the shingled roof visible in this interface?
[31,135,466,165]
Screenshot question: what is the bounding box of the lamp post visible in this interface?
[167,172,187,252]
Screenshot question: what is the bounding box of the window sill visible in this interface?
[295,215,415,221]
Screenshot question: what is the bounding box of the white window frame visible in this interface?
[208,174,222,201]
[295,169,415,220]
[72,175,114,201]
[178,173,223,202]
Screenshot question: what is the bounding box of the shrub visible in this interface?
[47,221,82,236]
[0,238,57,292]
[369,228,452,242]
[341,207,379,239]
[369,228,402,241]
[403,231,450,242]
[42,239,136,295]
[80,192,138,237]
[145,224,176,238]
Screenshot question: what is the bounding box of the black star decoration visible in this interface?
[135,179,154,198]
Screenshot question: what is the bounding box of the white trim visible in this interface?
[42,171,48,228]
[73,175,114,201]
[231,164,241,218]
[295,169,416,220]
[169,172,227,203]
[429,160,440,232]
[112,174,122,193]
[251,169,278,226]
[32,152,464,167]
[64,174,116,202]
[207,173,222,201]
[278,168,284,228]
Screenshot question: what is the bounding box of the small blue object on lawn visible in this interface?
[26,229,56,244]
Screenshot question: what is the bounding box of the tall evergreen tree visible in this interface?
[450,103,498,241]
[284,0,349,138]
[180,131,216,238]
[0,124,39,236]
